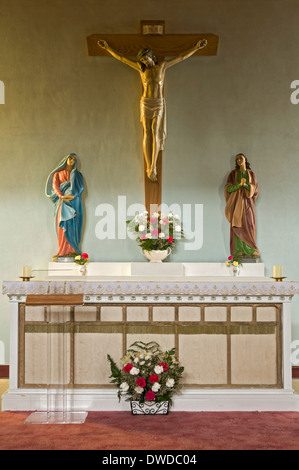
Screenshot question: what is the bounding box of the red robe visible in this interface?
[224,170,259,256]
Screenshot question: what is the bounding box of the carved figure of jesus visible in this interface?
[98,39,207,181]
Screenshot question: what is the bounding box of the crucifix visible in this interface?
[87,21,219,215]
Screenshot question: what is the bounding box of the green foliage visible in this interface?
[226,252,243,267]
[107,341,184,407]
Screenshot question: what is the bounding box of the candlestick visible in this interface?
[271,265,285,282]
[20,266,33,281]
[22,266,32,277]
[273,265,282,278]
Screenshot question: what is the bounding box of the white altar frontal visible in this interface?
[2,262,299,412]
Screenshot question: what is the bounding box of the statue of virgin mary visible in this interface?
[45,153,84,259]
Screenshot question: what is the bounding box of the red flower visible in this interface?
[168,236,173,243]
[149,374,159,383]
[146,391,156,401]
[82,253,89,259]
[136,377,146,388]
[159,362,168,371]
[228,255,233,260]
[123,363,133,373]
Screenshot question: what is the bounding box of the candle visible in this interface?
[273,265,282,278]
[22,266,32,278]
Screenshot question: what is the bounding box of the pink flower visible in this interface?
[152,228,159,236]
[136,377,146,388]
[228,255,233,260]
[140,234,146,240]
[162,218,169,223]
[149,374,159,383]
[123,364,133,373]
[145,391,156,401]
[168,236,173,243]
[149,218,156,224]
[81,253,89,259]
[159,362,168,371]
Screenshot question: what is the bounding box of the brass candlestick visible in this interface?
[270,277,286,282]
[19,276,35,282]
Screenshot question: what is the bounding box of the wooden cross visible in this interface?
[87,21,219,215]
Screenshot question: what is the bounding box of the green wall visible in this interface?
[0,0,299,364]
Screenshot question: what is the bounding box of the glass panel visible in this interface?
[25,305,87,424]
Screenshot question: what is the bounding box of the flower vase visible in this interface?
[232,265,240,276]
[131,401,169,415]
[79,264,87,275]
[143,248,171,263]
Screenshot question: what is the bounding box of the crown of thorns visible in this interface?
[137,48,154,61]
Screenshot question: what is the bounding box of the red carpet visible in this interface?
[0,411,299,450]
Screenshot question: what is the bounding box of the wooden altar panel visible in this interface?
[231,334,277,385]
[18,303,283,389]
[74,333,123,385]
[26,295,83,306]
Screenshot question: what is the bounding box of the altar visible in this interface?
[2,262,299,412]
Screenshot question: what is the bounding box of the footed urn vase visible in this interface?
[143,248,171,263]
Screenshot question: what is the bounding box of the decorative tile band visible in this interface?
[3,280,299,298]
[5,294,294,304]
[82,295,293,304]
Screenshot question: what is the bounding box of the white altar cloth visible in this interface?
[2,261,298,298]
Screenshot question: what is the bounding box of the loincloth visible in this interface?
[140,97,167,150]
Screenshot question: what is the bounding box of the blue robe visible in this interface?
[45,154,84,255]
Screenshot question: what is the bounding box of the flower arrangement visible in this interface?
[126,211,183,252]
[107,341,184,406]
[74,252,89,265]
[225,254,242,268]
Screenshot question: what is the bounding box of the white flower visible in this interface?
[140,361,145,365]
[145,233,152,239]
[134,357,139,363]
[152,382,161,392]
[144,354,151,360]
[75,255,81,261]
[175,225,181,232]
[139,225,145,232]
[159,232,165,238]
[129,367,139,375]
[166,378,175,388]
[135,386,144,394]
[154,365,164,374]
[120,382,129,392]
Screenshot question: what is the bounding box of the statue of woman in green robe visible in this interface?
[225,154,260,257]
